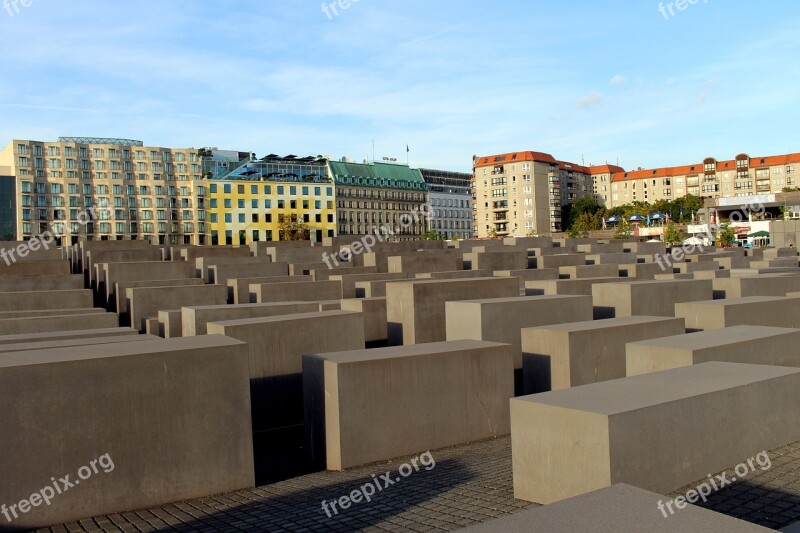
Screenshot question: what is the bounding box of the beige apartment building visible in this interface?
[609,153,800,208]
[0,137,208,245]
[472,151,619,237]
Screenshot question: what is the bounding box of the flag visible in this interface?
[407,145,410,153]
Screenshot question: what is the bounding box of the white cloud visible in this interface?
[610,75,626,85]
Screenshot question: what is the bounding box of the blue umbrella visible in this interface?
[606,215,621,223]
[650,212,666,220]
[628,214,645,222]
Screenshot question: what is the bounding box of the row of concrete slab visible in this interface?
[1,236,800,530]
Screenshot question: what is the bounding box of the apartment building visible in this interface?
[0,138,209,245]
[329,160,429,239]
[609,153,800,208]
[472,151,603,237]
[420,168,473,240]
[206,155,337,245]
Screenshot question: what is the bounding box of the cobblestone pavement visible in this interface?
[39,437,800,532]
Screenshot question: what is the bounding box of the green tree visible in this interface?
[565,196,604,229]
[421,230,445,241]
[716,223,736,247]
[613,220,632,240]
[663,222,685,245]
[278,215,310,241]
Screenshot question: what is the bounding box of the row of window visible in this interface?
[16,144,198,162]
[22,196,195,209]
[21,182,202,196]
[22,209,199,222]
[209,198,332,210]
[17,169,201,181]
[430,198,471,208]
[23,222,200,235]
[210,213,334,225]
[209,183,334,197]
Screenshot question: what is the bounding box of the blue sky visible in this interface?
[0,0,798,172]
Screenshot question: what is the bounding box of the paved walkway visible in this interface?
[39,437,800,532]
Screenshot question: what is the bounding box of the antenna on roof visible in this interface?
[582,154,585,167]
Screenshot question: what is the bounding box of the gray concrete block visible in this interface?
[0,312,120,336]
[676,296,800,330]
[304,340,514,471]
[712,275,800,299]
[249,280,343,303]
[115,278,205,315]
[227,275,310,305]
[208,261,289,286]
[387,254,462,275]
[0,336,254,529]
[0,290,92,312]
[387,278,519,345]
[328,272,407,299]
[157,309,183,338]
[207,311,365,432]
[592,279,714,319]
[340,298,388,343]
[0,274,83,292]
[127,285,227,333]
[511,362,800,503]
[0,327,139,346]
[182,302,320,336]
[445,295,593,370]
[558,264,620,279]
[0,334,158,355]
[526,277,626,296]
[626,325,800,376]
[103,261,196,305]
[461,483,770,532]
[522,316,686,393]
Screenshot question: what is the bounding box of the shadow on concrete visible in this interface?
[152,458,477,532]
[671,478,800,530]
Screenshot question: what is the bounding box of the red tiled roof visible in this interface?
[473,151,558,168]
[611,152,800,183]
[750,153,800,168]
[589,164,625,175]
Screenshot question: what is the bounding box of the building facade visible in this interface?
[0,138,210,245]
[420,168,473,240]
[0,169,15,241]
[329,160,429,239]
[206,155,336,245]
[609,153,800,208]
[472,151,603,237]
